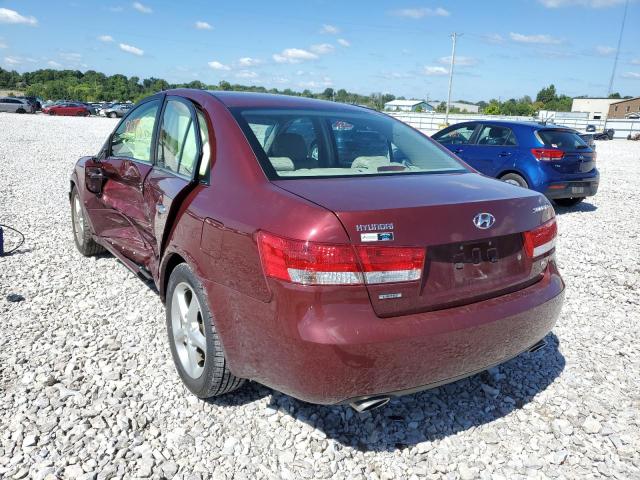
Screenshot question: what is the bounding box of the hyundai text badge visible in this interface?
[473,213,495,229]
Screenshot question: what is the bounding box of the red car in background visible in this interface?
[43,102,90,116]
[69,90,564,411]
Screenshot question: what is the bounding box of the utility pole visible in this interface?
[607,0,629,96]
[445,32,462,125]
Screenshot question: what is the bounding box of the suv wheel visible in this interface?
[500,173,528,189]
[166,263,244,398]
[108,112,117,118]
[16,108,25,114]
[71,187,105,256]
[555,197,584,207]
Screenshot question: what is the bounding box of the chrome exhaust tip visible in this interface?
[528,339,547,353]
[349,396,390,413]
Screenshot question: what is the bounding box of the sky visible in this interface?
[1,0,639,102]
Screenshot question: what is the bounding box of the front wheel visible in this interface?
[500,173,529,189]
[108,112,117,118]
[555,197,585,207]
[16,108,25,114]
[71,187,104,256]
[166,263,244,399]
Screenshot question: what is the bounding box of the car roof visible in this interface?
[452,119,572,131]
[200,90,365,113]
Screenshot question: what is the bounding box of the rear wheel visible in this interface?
[108,112,117,118]
[49,111,55,116]
[166,263,244,398]
[71,187,104,256]
[16,108,25,114]
[555,197,584,207]
[500,173,528,189]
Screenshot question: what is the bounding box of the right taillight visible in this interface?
[531,148,564,162]
[523,218,557,258]
[257,231,425,286]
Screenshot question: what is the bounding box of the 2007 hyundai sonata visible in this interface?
[70,89,564,411]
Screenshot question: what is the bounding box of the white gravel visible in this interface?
[1,113,639,480]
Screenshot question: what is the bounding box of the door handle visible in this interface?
[498,151,512,157]
[454,148,464,154]
[156,204,167,214]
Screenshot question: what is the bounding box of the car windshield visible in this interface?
[231,107,466,179]
[538,129,588,150]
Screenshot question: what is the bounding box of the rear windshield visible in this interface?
[538,129,588,150]
[231,107,467,179]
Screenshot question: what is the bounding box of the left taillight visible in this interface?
[257,231,425,286]
[523,218,557,258]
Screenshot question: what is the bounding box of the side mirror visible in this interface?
[85,160,105,195]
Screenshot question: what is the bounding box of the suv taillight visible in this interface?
[257,232,425,286]
[531,148,564,162]
[523,218,557,258]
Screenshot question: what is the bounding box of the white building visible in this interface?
[571,98,619,120]
[383,99,433,112]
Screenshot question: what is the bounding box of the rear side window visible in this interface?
[538,130,587,149]
[158,99,200,177]
[476,125,517,146]
[434,124,476,145]
[233,108,466,178]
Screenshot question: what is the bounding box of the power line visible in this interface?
[607,0,629,96]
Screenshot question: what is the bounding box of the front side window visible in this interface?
[434,124,477,145]
[476,125,517,146]
[111,100,160,162]
[232,108,466,178]
[157,98,199,177]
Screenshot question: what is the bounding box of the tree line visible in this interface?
[0,67,630,114]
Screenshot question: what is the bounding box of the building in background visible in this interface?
[427,101,479,113]
[607,97,640,119]
[383,99,433,112]
[571,98,620,120]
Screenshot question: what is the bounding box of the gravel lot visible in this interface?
[1,113,639,480]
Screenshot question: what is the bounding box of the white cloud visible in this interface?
[237,57,261,67]
[4,56,20,65]
[235,70,258,79]
[208,60,231,70]
[47,60,62,67]
[424,66,448,76]
[0,8,38,26]
[595,45,616,56]
[482,33,504,44]
[273,48,318,64]
[622,72,640,79]
[632,59,640,65]
[310,43,334,55]
[297,77,333,89]
[60,52,82,61]
[438,55,478,66]
[320,24,339,34]
[392,7,450,19]
[132,2,152,13]
[98,35,114,42]
[539,0,624,7]
[195,21,212,30]
[119,43,144,56]
[510,32,563,44]
[337,38,350,47]
[0,41,7,49]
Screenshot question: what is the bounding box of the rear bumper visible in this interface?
[206,261,564,405]
[544,174,599,199]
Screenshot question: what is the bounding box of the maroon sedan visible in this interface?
[69,90,563,411]
[43,102,90,116]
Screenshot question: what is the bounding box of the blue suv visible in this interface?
[432,120,599,206]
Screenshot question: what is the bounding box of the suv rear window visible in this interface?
[537,129,588,150]
[231,108,467,179]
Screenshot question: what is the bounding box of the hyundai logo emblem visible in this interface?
[473,213,495,229]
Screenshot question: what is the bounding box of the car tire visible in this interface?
[166,263,245,399]
[108,112,117,118]
[554,197,585,207]
[500,173,529,189]
[16,108,25,114]
[71,187,105,256]
[49,111,55,116]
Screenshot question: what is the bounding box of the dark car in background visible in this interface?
[17,96,42,111]
[70,90,563,410]
[432,120,599,207]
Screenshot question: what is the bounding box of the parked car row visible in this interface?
[0,97,135,117]
[0,97,36,114]
[70,90,568,411]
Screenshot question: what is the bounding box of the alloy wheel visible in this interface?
[171,282,207,378]
[73,195,84,245]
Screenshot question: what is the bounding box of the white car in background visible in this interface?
[0,97,35,114]
[99,103,132,118]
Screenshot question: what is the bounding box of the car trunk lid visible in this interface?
[273,172,555,317]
